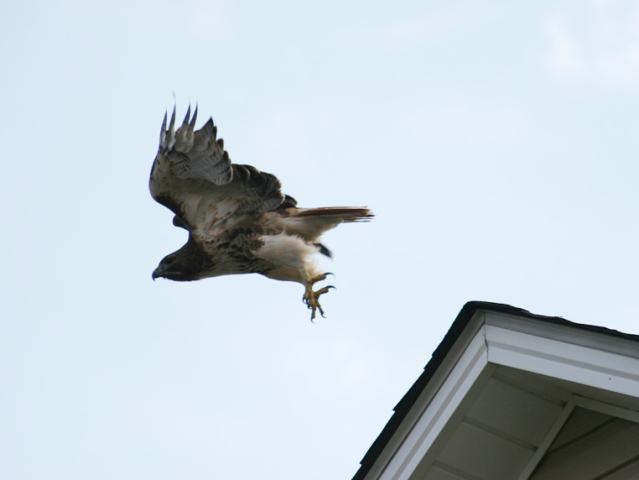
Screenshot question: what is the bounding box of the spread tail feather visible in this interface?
[279,206,373,241]
[295,207,373,222]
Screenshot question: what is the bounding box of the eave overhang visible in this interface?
[353,302,639,480]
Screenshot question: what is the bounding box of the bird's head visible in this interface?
[152,252,193,281]
[152,242,212,282]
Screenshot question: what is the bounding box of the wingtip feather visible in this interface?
[159,110,168,148]
[189,104,198,129]
[182,105,191,128]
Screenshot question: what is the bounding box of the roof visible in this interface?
[353,301,639,480]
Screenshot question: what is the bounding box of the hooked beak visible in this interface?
[152,267,161,281]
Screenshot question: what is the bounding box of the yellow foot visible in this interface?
[303,284,336,321]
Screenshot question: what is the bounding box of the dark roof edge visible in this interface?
[352,301,639,480]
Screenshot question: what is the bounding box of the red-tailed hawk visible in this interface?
[150,107,373,320]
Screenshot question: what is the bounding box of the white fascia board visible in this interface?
[484,324,639,398]
[377,326,490,480]
[485,311,639,360]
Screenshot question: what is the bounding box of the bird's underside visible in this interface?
[149,106,372,320]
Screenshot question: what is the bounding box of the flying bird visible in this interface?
[150,106,372,320]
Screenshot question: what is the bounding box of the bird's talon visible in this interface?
[303,278,336,321]
[310,272,334,284]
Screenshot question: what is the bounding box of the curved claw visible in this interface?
[315,285,335,295]
[309,272,335,285]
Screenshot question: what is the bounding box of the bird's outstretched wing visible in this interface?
[149,107,296,235]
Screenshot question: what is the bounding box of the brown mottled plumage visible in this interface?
[149,106,372,320]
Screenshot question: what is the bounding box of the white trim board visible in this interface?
[361,312,487,480]
[378,326,491,479]
[484,324,639,399]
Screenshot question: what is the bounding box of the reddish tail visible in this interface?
[295,207,374,222]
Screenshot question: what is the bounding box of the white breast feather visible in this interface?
[254,233,321,282]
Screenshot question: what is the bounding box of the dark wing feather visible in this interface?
[149,107,296,235]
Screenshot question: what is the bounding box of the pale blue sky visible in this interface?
[2,1,639,478]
